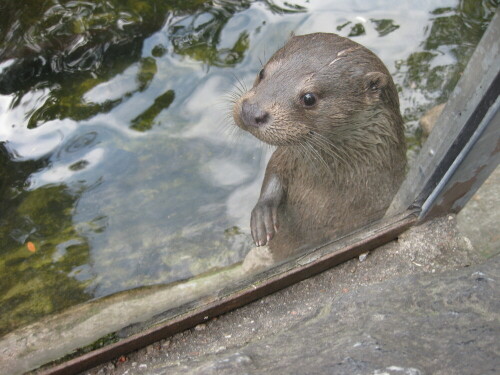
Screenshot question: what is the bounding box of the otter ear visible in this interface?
[364,72,388,103]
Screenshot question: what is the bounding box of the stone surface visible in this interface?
[82,251,499,375]
[157,257,499,375]
[457,166,500,259]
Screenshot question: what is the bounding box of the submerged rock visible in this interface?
[419,103,446,137]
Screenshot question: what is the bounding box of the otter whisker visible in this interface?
[298,142,326,176]
[296,143,315,172]
[233,75,248,96]
[307,131,351,169]
[218,113,237,137]
[300,139,331,174]
[226,85,245,99]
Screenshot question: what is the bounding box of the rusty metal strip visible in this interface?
[41,209,419,375]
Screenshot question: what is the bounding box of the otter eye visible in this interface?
[301,93,317,107]
[259,68,265,81]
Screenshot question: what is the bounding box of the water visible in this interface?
[0,0,497,336]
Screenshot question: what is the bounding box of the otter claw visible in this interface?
[250,201,278,246]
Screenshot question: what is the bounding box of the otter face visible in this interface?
[233,33,395,147]
[232,56,324,146]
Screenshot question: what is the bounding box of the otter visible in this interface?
[233,33,406,262]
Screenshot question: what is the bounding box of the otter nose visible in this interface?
[241,100,269,128]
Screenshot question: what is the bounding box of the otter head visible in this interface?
[233,33,401,148]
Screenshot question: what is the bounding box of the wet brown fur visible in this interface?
[233,33,406,260]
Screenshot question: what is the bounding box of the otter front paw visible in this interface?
[250,201,278,246]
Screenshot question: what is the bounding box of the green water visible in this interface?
[0,0,497,336]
